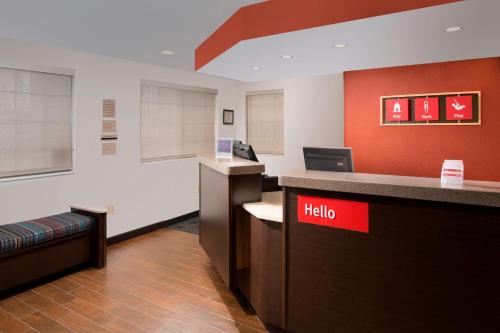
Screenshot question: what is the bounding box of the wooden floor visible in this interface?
[0,228,267,333]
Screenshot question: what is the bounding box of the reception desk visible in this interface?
[197,153,264,289]
[198,156,500,332]
[280,170,500,333]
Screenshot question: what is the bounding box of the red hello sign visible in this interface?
[297,195,369,233]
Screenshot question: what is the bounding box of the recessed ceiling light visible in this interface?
[333,43,348,48]
[445,26,461,32]
[281,55,293,59]
[160,50,175,55]
[252,66,261,71]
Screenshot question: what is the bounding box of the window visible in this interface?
[140,83,216,162]
[0,67,73,179]
[246,91,284,154]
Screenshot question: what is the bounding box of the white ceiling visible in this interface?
[0,0,260,71]
[198,0,500,81]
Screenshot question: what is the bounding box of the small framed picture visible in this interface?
[223,109,234,125]
[216,137,233,158]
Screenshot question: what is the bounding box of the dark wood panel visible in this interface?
[71,208,107,269]
[249,215,283,329]
[0,250,40,291]
[199,162,261,290]
[199,163,231,286]
[229,174,262,289]
[230,173,262,206]
[236,208,251,270]
[285,187,500,333]
[237,213,283,330]
[38,236,92,276]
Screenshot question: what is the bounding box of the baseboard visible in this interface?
[107,210,199,245]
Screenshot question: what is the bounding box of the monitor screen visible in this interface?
[232,140,242,153]
[233,142,258,162]
[303,147,354,172]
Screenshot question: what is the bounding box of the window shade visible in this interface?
[246,92,284,154]
[0,67,73,179]
[140,84,216,162]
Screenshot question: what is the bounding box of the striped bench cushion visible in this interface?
[0,212,95,253]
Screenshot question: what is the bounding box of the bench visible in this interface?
[0,206,106,295]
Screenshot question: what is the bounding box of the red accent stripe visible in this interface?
[195,0,462,70]
[442,168,462,172]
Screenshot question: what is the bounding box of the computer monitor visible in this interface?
[233,140,242,152]
[233,142,259,162]
[303,147,354,172]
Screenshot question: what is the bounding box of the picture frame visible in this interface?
[223,109,234,125]
[380,91,481,126]
[216,137,233,158]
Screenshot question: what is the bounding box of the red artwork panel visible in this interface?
[446,95,473,120]
[414,97,439,121]
[385,98,409,121]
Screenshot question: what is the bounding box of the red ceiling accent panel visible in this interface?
[195,0,462,70]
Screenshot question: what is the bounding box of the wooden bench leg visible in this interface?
[92,212,107,268]
[71,207,107,269]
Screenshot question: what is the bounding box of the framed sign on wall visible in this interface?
[101,98,117,156]
[223,109,234,125]
[380,91,481,126]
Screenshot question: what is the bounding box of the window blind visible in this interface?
[0,67,73,179]
[246,92,284,154]
[140,84,216,162]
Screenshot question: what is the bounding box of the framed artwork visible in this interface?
[223,109,234,125]
[216,137,233,158]
[380,91,480,126]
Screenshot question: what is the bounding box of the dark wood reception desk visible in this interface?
[279,171,500,333]
[197,153,264,289]
[198,160,500,332]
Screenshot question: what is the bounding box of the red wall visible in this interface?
[344,57,500,181]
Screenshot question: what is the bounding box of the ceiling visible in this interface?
[0,0,497,81]
[195,0,461,70]
[0,0,261,71]
[198,0,500,81]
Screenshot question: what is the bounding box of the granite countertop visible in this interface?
[242,191,283,223]
[197,153,265,176]
[279,170,500,208]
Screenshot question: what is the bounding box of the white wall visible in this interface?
[0,37,241,236]
[0,37,344,236]
[236,74,345,176]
